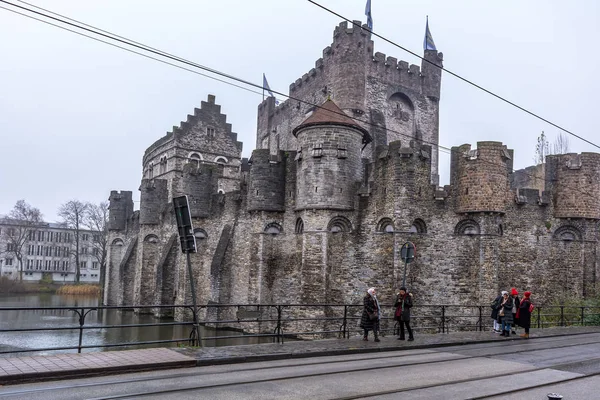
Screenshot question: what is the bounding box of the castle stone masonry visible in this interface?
[105,21,600,320]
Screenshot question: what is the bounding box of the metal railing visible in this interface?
[0,303,598,355]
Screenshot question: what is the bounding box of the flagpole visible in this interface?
[262,73,265,102]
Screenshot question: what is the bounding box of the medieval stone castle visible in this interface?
[104,20,600,314]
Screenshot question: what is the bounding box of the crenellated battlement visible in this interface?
[546,152,600,219]
[451,142,513,214]
[108,190,134,231]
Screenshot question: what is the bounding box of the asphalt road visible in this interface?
[2,333,600,399]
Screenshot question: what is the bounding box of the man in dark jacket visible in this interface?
[394,287,414,341]
[510,288,520,335]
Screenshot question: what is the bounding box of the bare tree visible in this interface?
[84,201,108,289]
[533,131,550,165]
[552,132,570,155]
[0,200,43,281]
[58,200,89,283]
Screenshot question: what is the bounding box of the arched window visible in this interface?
[328,216,352,233]
[144,234,159,243]
[193,228,208,240]
[159,156,167,174]
[214,156,228,165]
[376,218,394,233]
[455,219,480,236]
[148,164,154,179]
[409,218,427,234]
[553,225,582,241]
[264,222,282,235]
[111,238,124,246]
[189,152,203,167]
[295,218,304,234]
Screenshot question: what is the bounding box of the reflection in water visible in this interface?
[0,294,273,356]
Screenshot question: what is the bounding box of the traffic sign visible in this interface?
[400,242,416,264]
[173,195,196,253]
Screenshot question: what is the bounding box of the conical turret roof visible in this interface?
[292,99,371,143]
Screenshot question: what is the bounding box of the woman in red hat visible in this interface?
[518,291,533,339]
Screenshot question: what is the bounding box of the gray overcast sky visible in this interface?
[1,0,599,222]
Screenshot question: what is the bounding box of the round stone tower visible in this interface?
[451,141,513,214]
[293,99,370,211]
[546,152,600,219]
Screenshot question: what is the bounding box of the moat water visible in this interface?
[0,294,271,356]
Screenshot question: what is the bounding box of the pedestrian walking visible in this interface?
[394,287,414,341]
[490,292,503,333]
[510,288,520,335]
[498,291,514,337]
[517,291,533,339]
[360,287,381,342]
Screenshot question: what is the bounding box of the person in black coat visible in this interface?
[394,287,414,341]
[490,292,503,333]
[518,291,533,339]
[499,292,514,337]
[360,287,380,342]
[510,288,521,335]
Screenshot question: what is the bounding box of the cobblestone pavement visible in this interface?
[1,326,598,385]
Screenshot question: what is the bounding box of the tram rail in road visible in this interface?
[1,332,600,400]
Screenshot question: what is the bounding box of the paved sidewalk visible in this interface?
[0,348,195,385]
[1,326,598,385]
[175,326,600,365]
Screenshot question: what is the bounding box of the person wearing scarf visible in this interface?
[359,287,380,342]
[394,287,414,341]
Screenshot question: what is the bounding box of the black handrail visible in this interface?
[0,303,598,355]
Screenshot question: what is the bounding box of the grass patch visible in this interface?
[56,284,101,296]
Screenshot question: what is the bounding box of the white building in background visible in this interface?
[0,221,100,284]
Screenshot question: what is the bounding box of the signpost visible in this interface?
[399,241,416,288]
[173,195,201,347]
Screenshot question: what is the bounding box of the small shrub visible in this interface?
[56,284,101,296]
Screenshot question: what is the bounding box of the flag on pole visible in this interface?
[365,0,373,30]
[423,16,436,51]
[262,74,279,105]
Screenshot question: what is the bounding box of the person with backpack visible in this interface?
[517,291,533,339]
[490,292,503,333]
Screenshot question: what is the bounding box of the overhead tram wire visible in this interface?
[0,0,454,159]
[307,0,600,151]
[0,1,595,201]
[0,6,264,98]
[0,1,589,200]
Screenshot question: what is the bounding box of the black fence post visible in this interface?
[537,306,541,329]
[560,306,565,327]
[342,305,348,339]
[478,306,483,332]
[77,308,85,353]
[441,305,446,334]
[581,306,585,326]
